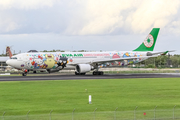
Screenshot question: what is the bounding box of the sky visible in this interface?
[0,0,180,54]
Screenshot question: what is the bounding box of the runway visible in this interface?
[0,73,180,81]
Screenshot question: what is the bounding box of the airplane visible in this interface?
[6,28,173,76]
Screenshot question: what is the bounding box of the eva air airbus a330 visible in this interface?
[6,28,173,76]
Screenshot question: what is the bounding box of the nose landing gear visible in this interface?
[22,69,28,76]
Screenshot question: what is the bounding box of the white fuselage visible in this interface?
[6,51,148,71]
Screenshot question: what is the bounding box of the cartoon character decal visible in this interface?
[27,54,65,69]
[56,57,59,61]
[123,52,130,58]
[41,64,48,69]
[31,61,35,65]
[44,54,56,69]
[69,58,73,62]
[112,53,120,59]
[133,54,142,63]
[38,55,43,60]
[57,56,68,69]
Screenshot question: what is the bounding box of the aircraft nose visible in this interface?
[6,59,12,66]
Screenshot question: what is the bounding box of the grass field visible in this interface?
[0,78,180,119]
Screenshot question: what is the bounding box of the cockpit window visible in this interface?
[11,57,17,59]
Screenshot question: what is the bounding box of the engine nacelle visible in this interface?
[76,64,93,73]
[146,52,153,56]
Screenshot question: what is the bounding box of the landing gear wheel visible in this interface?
[93,71,104,75]
[22,73,27,76]
[93,71,96,75]
[22,69,28,76]
[75,72,78,75]
[99,71,103,75]
[75,72,86,75]
[33,71,37,74]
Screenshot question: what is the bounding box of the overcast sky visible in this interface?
[0,0,180,54]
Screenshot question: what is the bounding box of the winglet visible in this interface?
[161,50,176,55]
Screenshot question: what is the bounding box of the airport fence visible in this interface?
[1,106,180,120]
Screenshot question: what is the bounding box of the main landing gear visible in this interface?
[74,71,104,75]
[75,72,86,75]
[93,71,104,75]
[92,64,104,75]
[22,69,28,76]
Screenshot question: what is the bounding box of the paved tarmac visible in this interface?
[0,73,180,81]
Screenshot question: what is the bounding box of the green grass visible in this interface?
[0,78,180,119]
[103,70,178,74]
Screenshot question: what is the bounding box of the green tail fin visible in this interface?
[133,28,160,51]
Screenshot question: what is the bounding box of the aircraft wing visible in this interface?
[0,66,12,68]
[151,50,175,56]
[90,55,158,64]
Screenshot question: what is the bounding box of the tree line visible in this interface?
[138,54,180,68]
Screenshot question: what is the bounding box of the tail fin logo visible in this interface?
[143,34,154,48]
[6,46,13,58]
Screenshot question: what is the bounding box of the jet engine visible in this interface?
[146,52,153,56]
[76,64,93,73]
